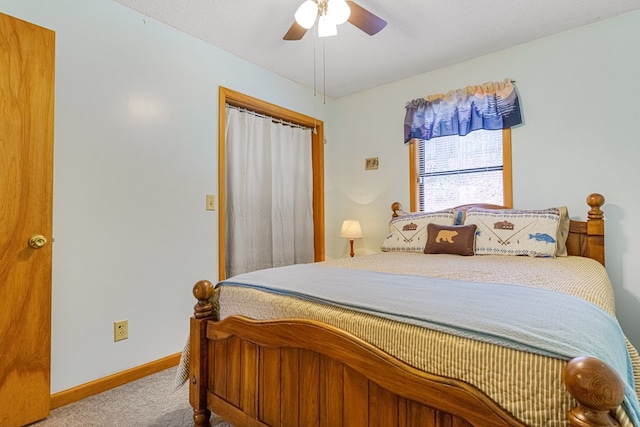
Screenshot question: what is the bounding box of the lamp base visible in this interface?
[349,239,355,257]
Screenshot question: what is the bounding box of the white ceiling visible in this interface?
[112,0,640,99]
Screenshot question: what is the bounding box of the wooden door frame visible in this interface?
[218,87,325,280]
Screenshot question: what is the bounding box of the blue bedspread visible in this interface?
[218,263,640,424]
[217,264,640,426]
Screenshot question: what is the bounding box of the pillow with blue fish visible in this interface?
[464,207,562,257]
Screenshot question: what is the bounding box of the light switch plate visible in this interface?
[206,194,216,211]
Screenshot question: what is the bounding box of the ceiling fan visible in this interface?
[284,0,387,40]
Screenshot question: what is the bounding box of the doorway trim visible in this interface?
[218,87,325,280]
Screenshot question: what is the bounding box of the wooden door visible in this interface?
[0,12,55,427]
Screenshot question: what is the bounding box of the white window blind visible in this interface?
[418,129,504,211]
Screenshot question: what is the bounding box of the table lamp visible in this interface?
[339,220,363,257]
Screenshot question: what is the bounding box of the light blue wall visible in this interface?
[326,11,640,349]
[2,0,638,394]
[0,0,329,393]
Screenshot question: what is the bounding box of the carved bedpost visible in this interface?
[586,193,605,266]
[193,280,215,320]
[564,356,624,427]
[391,202,403,218]
[190,280,215,427]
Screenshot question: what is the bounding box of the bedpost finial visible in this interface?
[564,356,624,426]
[587,193,605,220]
[391,202,403,218]
[193,280,215,319]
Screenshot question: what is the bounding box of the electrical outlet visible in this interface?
[114,320,128,342]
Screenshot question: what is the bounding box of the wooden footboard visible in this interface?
[190,281,625,427]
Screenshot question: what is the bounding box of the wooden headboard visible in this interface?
[391,193,605,266]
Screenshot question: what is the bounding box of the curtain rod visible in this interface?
[225,104,312,131]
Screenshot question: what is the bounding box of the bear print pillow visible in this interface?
[424,224,478,256]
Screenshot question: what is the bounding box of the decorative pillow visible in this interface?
[424,224,477,256]
[455,205,570,256]
[464,208,561,257]
[381,210,455,252]
[454,209,466,226]
[556,206,570,257]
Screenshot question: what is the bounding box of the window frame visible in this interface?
[408,128,513,212]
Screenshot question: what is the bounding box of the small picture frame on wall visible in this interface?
[365,157,379,170]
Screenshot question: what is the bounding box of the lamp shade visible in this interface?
[327,0,351,25]
[317,13,337,37]
[339,220,363,239]
[295,0,319,29]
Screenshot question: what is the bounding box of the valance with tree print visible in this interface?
[404,79,522,143]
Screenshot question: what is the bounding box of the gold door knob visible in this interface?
[28,234,48,249]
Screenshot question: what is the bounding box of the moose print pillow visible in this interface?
[381,210,455,252]
[464,207,561,258]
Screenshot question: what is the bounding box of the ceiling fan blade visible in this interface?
[283,21,308,41]
[346,1,387,36]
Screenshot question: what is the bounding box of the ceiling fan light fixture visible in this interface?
[284,0,386,41]
[327,0,351,25]
[295,0,319,29]
[318,14,337,37]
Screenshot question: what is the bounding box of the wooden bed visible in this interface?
[189,193,632,427]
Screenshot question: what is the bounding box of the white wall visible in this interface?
[326,11,640,348]
[0,0,329,393]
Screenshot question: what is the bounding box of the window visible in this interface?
[410,129,512,211]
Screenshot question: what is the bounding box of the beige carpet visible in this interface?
[29,368,232,427]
